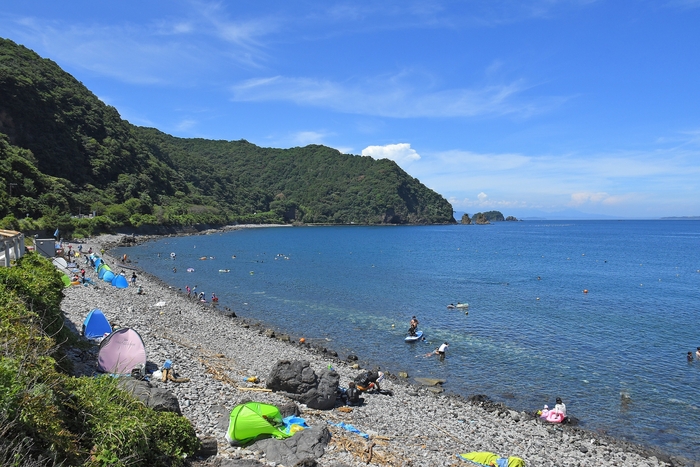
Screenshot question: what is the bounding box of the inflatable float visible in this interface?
[539,407,565,424]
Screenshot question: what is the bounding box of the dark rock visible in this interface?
[267,360,319,394]
[278,401,301,418]
[219,460,266,467]
[292,460,317,467]
[346,354,358,361]
[195,437,218,458]
[148,386,182,414]
[117,378,181,414]
[252,426,330,466]
[579,445,588,453]
[299,369,339,410]
[267,360,339,410]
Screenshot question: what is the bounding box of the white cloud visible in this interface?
[569,192,637,207]
[477,192,488,201]
[362,143,421,164]
[569,192,609,206]
[175,119,198,132]
[292,131,327,146]
[231,74,564,119]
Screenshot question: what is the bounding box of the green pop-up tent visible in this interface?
[225,402,293,446]
[61,273,72,287]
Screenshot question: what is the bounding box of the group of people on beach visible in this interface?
[184,285,218,303]
[342,369,389,406]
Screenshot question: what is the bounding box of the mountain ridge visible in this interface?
[0,37,455,236]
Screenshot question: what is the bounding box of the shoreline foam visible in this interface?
[59,233,688,466]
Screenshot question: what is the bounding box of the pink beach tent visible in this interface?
[97,328,147,374]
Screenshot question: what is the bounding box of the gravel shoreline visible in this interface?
[59,233,692,467]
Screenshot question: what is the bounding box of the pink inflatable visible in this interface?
[540,408,565,423]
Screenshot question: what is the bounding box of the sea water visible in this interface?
[113,221,700,460]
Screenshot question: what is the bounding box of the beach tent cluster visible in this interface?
[78,254,309,448]
[93,255,129,288]
[82,308,147,375]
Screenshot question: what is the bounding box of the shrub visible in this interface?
[0,254,200,466]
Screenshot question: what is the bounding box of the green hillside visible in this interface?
[0,38,455,236]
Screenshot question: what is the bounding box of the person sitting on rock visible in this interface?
[345,382,363,406]
[354,370,383,392]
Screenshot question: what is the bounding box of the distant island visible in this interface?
[460,211,518,224]
[660,216,700,220]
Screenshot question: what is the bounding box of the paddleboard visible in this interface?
[405,330,424,342]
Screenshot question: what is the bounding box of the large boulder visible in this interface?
[252,426,331,466]
[267,360,339,410]
[117,378,181,414]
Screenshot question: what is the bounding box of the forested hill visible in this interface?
[0,38,455,236]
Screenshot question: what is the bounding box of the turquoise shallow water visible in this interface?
[114,221,700,460]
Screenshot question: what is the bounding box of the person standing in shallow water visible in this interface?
[437,342,448,361]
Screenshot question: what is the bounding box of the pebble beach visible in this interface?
[59,234,692,467]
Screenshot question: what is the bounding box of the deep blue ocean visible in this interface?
[114,221,700,460]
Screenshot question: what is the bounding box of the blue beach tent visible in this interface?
[98,264,110,279]
[102,270,115,283]
[82,309,112,340]
[94,257,102,270]
[111,274,129,289]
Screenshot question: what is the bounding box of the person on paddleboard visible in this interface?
[408,316,419,336]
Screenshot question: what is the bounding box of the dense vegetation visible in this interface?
[0,253,199,466]
[0,38,455,237]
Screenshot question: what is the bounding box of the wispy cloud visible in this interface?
[0,2,275,85]
[291,131,327,146]
[231,74,564,118]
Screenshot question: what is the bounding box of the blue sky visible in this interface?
[2,1,700,219]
